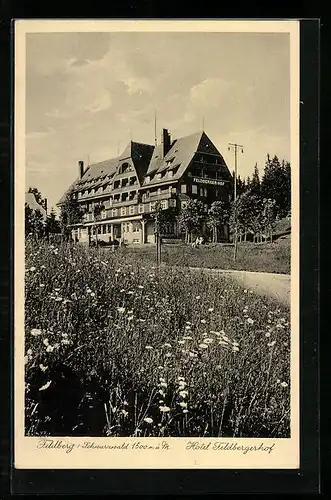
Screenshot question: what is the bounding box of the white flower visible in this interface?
[27,349,33,355]
[29,267,36,272]
[265,332,271,337]
[199,343,208,349]
[144,417,153,424]
[39,284,45,288]
[46,345,54,353]
[145,345,153,350]
[163,343,171,348]
[30,328,42,336]
[165,353,172,358]
[127,316,134,321]
[159,377,166,383]
[204,338,213,344]
[232,346,240,352]
[62,333,68,338]
[90,292,95,297]
[61,339,70,345]
[159,381,167,388]
[268,341,276,347]
[232,341,239,347]
[182,409,189,414]
[200,319,207,324]
[185,325,191,330]
[179,401,187,408]
[159,390,166,397]
[86,288,92,294]
[178,340,185,345]
[281,381,288,388]
[276,379,281,384]
[219,340,229,346]
[39,381,52,391]
[117,307,125,314]
[189,352,197,358]
[247,318,254,325]
[159,406,170,413]
[179,390,188,398]
[43,338,49,346]
[208,308,214,312]
[196,296,201,300]
[221,334,230,342]
[178,376,185,381]
[121,409,129,417]
[244,289,248,293]
[138,285,144,289]
[39,364,48,372]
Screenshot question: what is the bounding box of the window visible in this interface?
[157,173,162,180]
[121,207,126,216]
[168,170,174,178]
[192,184,198,194]
[129,206,135,215]
[145,176,150,183]
[138,204,144,214]
[181,184,187,194]
[169,199,176,208]
[161,200,168,210]
[112,209,117,218]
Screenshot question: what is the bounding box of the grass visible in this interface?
[118,239,291,275]
[24,240,291,438]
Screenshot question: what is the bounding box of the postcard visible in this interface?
[14,19,300,469]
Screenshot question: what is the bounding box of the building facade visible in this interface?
[57,129,233,244]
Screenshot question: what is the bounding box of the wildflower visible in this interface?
[280,381,288,388]
[159,377,166,383]
[138,285,144,289]
[179,390,188,398]
[159,406,170,413]
[204,338,213,344]
[144,417,153,424]
[179,401,187,408]
[182,336,193,340]
[219,340,229,346]
[185,325,191,330]
[208,308,214,312]
[159,381,167,388]
[128,291,134,295]
[186,321,192,325]
[127,316,134,321]
[24,356,29,364]
[163,343,171,348]
[178,340,185,345]
[117,307,125,314]
[276,379,281,384]
[244,289,248,293]
[55,297,63,302]
[182,409,189,414]
[232,341,239,347]
[268,341,276,347]
[43,338,49,346]
[29,267,36,272]
[41,265,46,269]
[232,346,240,352]
[196,295,201,300]
[189,352,197,358]
[61,339,70,345]
[39,381,52,391]
[46,345,54,353]
[165,353,172,358]
[178,376,185,381]
[221,334,230,342]
[199,343,208,349]
[39,284,45,288]
[276,324,284,329]
[145,345,153,350]
[247,318,254,325]
[120,289,125,293]
[265,332,271,337]
[121,410,129,417]
[90,292,95,297]
[27,349,32,356]
[30,328,42,336]
[200,319,207,324]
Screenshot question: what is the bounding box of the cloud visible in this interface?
[85,92,112,113]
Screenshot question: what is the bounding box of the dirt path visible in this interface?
[187,267,291,306]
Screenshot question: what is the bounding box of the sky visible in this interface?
[25,31,290,212]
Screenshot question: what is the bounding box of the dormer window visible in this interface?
[157,173,162,180]
[145,176,150,183]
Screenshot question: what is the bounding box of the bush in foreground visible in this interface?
[24,241,290,438]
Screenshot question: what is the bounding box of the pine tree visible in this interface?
[261,155,291,218]
[250,163,261,196]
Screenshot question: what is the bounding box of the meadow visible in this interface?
[118,239,291,275]
[24,240,291,438]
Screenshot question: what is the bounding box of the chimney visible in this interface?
[161,128,171,158]
[78,160,84,179]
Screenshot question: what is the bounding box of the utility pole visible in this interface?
[228,142,244,261]
[154,109,157,146]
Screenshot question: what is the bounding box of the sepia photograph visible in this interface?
[14,20,300,469]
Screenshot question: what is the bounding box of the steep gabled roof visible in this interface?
[25,192,47,219]
[143,131,232,187]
